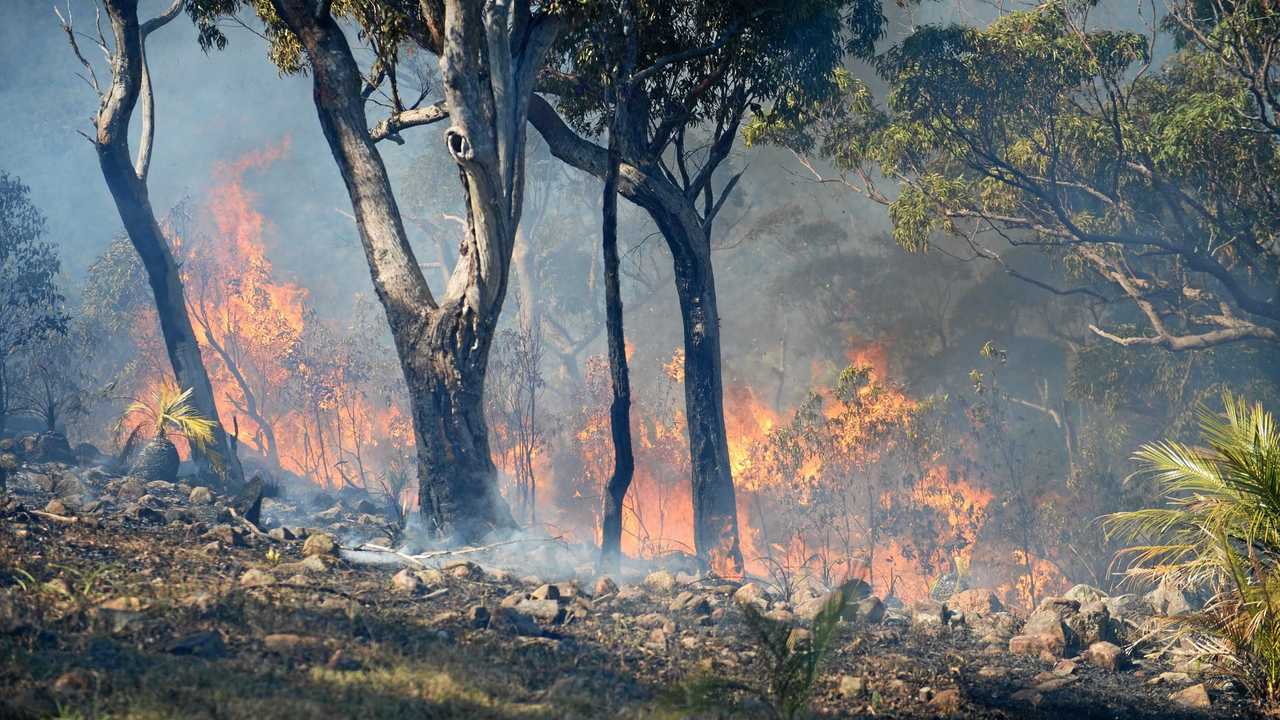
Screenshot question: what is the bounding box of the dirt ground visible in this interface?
[0,465,1262,719]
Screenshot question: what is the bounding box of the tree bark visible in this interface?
[598,3,637,574]
[91,0,243,488]
[272,0,557,542]
[529,96,744,573]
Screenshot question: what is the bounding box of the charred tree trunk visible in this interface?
[75,0,243,488]
[598,7,637,573]
[272,0,557,542]
[529,96,744,573]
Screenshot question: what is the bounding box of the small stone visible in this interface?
[302,532,337,557]
[1148,671,1193,686]
[165,630,226,658]
[644,570,676,593]
[488,606,541,636]
[262,633,326,660]
[52,669,95,696]
[267,527,294,542]
[415,568,446,586]
[445,561,483,580]
[646,627,668,649]
[1010,689,1043,706]
[976,665,1005,679]
[1082,641,1124,671]
[856,595,886,624]
[392,568,423,594]
[1052,660,1077,676]
[838,675,865,697]
[1033,676,1076,692]
[240,568,276,588]
[467,605,491,628]
[517,598,565,624]
[733,582,767,608]
[930,688,962,714]
[594,576,619,597]
[530,584,561,602]
[1009,633,1064,658]
[1170,683,1211,708]
[616,586,645,603]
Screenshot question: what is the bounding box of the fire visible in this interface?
[122,141,412,494]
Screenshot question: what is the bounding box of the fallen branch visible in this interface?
[30,509,79,524]
[228,507,277,544]
[358,535,566,566]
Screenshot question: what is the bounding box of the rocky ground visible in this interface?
[0,432,1263,719]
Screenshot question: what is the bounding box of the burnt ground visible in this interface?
[0,464,1263,719]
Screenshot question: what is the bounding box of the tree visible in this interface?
[755,0,1279,353]
[0,171,66,433]
[57,0,244,486]
[207,0,561,541]
[530,0,887,572]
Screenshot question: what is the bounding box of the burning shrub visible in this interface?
[1106,394,1280,703]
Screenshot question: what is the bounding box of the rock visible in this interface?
[1147,580,1194,616]
[1021,598,1078,656]
[838,675,865,698]
[616,586,645,603]
[646,627,668,650]
[910,599,949,626]
[391,569,424,594]
[488,606,541,636]
[232,475,265,525]
[202,524,244,547]
[856,595,886,624]
[116,477,148,502]
[733,582,767,608]
[445,561,483,580]
[415,568,446,586]
[1148,671,1193,686]
[93,596,149,632]
[530,584,561,602]
[165,630,226,658]
[1052,660,1077,676]
[594,576,619,597]
[644,570,676,593]
[518,599,566,624]
[1067,600,1114,646]
[1102,593,1148,620]
[302,532,337,557]
[930,688,962,714]
[74,442,102,464]
[267,527,294,542]
[636,612,670,629]
[262,633,327,660]
[1170,683,1211,709]
[786,627,812,653]
[1082,641,1125,671]
[467,605,490,628]
[189,486,214,505]
[764,609,795,624]
[1033,676,1076,692]
[1009,689,1042,706]
[948,588,1002,618]
[1063,584,1106,606]
[240,568,276,588]
[43,499,69,516]
[1009,633,1064,658]
[31,432,76,464]
[52,669,95,697]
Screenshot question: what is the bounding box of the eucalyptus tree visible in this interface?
[56,0,244,486]
[190,0,560,540]
[752,1,1280,352]
[530,0,886,571]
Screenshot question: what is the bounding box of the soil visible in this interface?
[0,459,1261,719]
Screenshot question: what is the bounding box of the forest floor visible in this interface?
[0,446,1263,719]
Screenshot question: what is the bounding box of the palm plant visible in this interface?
[119,384,218,481]
[1105,393,1280,703]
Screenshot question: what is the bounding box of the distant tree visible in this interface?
[753,1,1279,352]
[0,171,66,433]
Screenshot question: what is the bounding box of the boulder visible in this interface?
[910,599,949,627]
[488,606,541,636]
[643,570,677,594]
[302,532,337,557]
[732,582,767,609]
[856,596,886,624]
[1082,641,1125,671]
[31,433,76,464]
[1066,600,1114,646]
[948,588,1003,619]
[1169,683,1211,709]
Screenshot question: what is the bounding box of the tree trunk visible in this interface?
[529,97,743,573]
[598,36,636,572]
[271,0,557,542]
[93,0,243,488]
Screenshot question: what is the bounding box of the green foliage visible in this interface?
[121,384,217,453]
[1106,394,1280,702]
[672,579,869,719]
